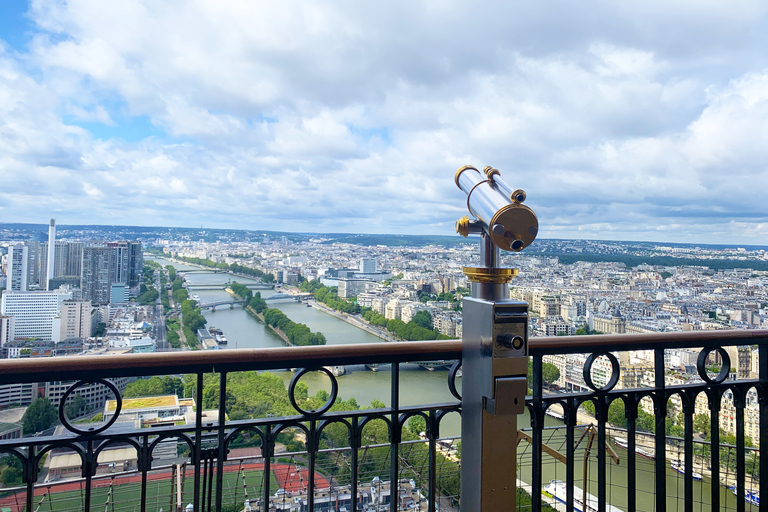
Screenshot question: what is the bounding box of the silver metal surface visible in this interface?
[461,298,529,511]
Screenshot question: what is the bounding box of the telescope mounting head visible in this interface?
[454,165,538,300]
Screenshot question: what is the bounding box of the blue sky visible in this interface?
[2,1,768,245]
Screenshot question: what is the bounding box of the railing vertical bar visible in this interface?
[531,355,544,512]
[710,391,721,512]
[683,393,693,512]
[351,417,359,512]
[200,452,208,512]
[759,341,767,512]
[206,456,214,512]
[25,447,35,512]
[84,440,93,512]
[214,372,227,512]
[654,347,667,512]
[263,425,272,512]
[626,397,637,512]
[428,410,437,512]
[307,421,317,512]
[140,436,148,512]
[390,362,400,511]
[193,372,204,512]
[735,391,746,512]
[597,397,607,512]
[566,398,576,512]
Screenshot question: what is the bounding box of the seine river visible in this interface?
[151,257,753,511]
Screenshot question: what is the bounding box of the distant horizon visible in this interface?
[2,220,767,251]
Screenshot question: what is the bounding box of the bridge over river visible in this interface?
[188,283,274,290]
[197,293,305,310]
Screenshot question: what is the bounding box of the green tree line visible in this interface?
[362,310,451,341]
[230,281,267,313]
[181,298,207,349]
[262,308,326,346]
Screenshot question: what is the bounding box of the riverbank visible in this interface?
[306,300,401,342]
[546,402,760,491]
[245,305,294,346]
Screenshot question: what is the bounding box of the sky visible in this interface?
[1,1,768,245]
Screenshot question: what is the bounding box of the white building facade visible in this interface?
[1,290,72,341]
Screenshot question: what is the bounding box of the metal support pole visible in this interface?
[460,248,528,511]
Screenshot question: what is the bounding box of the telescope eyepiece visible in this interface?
[512,189,526,203]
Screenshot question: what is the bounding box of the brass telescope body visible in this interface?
[454,165,538,287]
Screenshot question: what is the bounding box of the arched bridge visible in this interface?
[197,293,301,311]
[188,283,275,290]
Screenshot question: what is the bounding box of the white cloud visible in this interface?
[0,1,767,243]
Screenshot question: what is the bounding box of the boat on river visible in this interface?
[209,327,227,344]
[670,461,702,481]
[543,480,623,512]
[613,437,654,460]
[416,361,449,371]
[545,409,564,421]
[732,486,760,506]
[366,363,381,372]
[324,366,345,377]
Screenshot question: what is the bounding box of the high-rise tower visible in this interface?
[7,245,28,291]
[45,218,56,291]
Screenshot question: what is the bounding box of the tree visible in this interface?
[693,413,711,438]
[94,322,107,337]
[64,393,86,419]
[542,363,561,386]
[22,397,57,435]
[412,311,433,330]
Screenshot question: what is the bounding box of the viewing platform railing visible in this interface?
[0,330,765,512]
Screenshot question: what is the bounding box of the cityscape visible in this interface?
[0,220,765,510]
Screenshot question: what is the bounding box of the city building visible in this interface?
[60,299,92,340]
[0,289,72,341]
[359,258,377,274]
[81,245,112,305]
[40,241,84,286]
[107,241,144,287]
[110,283,129,305]
[337,278,371,299]
[7,245,28,291]
[0,315,13,348]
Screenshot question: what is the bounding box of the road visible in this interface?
[153,269,169,351]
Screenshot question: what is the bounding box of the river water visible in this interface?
[152,257,753,511]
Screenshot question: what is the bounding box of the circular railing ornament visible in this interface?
[59,379,122,435]
[289,368,339,416]
[582,352,620,393]
[448,362,462,401]
[696,347,731,384]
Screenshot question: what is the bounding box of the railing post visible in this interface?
[759,341,767,512]
[653,348,667,512]
[193,372,204,512]
[214,372,227,512]
[461,297,529,512]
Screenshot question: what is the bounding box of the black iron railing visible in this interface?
[0,330,765,512]
[526,329,767,512]
[0,341,462,512]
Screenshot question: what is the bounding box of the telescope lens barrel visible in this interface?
[455,165,538,252]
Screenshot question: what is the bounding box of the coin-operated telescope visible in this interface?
[455,165,537,512]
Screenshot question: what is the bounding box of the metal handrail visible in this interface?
[3,329,765,383]
[0,340,464,384]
